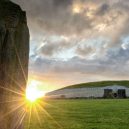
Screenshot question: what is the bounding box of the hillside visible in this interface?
[61,80,129,89]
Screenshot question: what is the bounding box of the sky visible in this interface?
[12,0,129,92]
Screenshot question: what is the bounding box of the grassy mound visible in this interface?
[61,80,129,89]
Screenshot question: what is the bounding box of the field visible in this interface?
[26,99,129,129]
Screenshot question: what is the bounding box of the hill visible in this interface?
[61,80,129,89]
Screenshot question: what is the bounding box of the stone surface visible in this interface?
[0,0,29,129]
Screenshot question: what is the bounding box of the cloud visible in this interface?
[30,46,129,77]
[28,49,129,88]
[11,0,129,87]
[12,0,129,43]
[96,3,110,16]
[53,0,73,7]
[75,46,96,57]
[38,36,74,57]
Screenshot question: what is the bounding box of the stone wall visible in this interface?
[46,86,129,99]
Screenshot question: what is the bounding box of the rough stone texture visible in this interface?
[0,0,29,129]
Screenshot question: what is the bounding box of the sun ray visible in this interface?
[0,85,24,96]
[38,99,66,115]
[33,103,42,126]
[6,73,25,91]
[13,43,27,83]
[16,112,26,129]
[12,109,26,129]
[37,103,63,129]
[23,79,65,129]
[0,98,23,104]
[0,102,25,122]
[27,104,32,129]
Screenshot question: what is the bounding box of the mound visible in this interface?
[60,80,129,90]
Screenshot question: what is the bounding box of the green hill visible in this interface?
[61,80,129,89]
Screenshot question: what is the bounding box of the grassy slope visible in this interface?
[61,80,129,89]
[26,99,129,129]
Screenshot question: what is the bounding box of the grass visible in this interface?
[60,80,129,89]
[26,99,129,129]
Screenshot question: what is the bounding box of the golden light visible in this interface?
[26,80,45,103]
[72,1,98,19]
[73,5,81,14]
[72,1,83,14]
[24,79,62,129]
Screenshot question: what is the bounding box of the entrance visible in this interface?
[117,89,126,98]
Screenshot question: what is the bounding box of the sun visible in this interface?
[73,4,81,14]
[26,80,45,103]
[73,6,81,13]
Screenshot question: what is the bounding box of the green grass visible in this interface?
[26,99,129,129]
[61,80,129,89]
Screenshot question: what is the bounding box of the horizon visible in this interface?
[12,0,129,92]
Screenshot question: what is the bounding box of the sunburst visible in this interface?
[0,42,62,129]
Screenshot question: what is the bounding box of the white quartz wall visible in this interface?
[126,89,129,97]
[47,88,104,98]
[46,85,129,98]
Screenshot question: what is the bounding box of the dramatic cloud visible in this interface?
[12,0,129,90]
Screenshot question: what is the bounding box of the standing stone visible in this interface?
[0,0,29,129]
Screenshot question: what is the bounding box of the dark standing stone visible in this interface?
[0,0,29,129]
